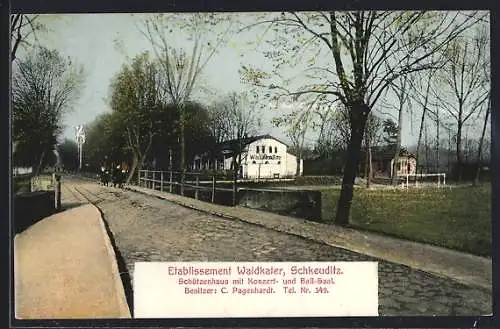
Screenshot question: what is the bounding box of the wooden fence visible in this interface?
[138,170,236,205]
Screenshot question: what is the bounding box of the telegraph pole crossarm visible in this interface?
[75,125,86,172]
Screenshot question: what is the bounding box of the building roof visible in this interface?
[217,134,290,151]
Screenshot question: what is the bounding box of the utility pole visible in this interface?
[75,125,86,172]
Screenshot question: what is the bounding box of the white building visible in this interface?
[191,134,303,179]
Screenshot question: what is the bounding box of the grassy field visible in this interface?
[321,183,492,257]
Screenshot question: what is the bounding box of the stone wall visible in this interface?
[14,191,56,234]
[237,188,322,222]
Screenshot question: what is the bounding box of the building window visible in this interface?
[261,146,265,153]
[274,146,277,153]
[269,146,272,153]
[256,146,259,153]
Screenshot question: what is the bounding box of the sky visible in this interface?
[15,12,490,150]
[19,14,283,140]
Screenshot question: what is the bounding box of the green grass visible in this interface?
[322,183,492,257]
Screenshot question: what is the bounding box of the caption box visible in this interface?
[134,261,378,318]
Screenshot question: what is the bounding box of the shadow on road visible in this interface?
[97,210,134,315]
[59,202,87,212]
[14,191,56,235]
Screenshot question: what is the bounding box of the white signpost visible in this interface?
[75,125,86,171]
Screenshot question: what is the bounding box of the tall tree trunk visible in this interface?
[127,153,139,184]
[474,97,490,185]
[363,139,369,180]
[363,135,372,188]
[363,151,369,180]
[447,128,452,173]
[367,145,373,188]
[415,109,426,170]
[415,71,433,169]
[424,124,429,172]
[126,128,153,185]
[232,171,237,205]
[335,103,368,226]
[128,151,148,185]
[456,121,463,182]
[465,129,469,165]
[137,152,149,184]
[391,96,405,186]
[35,149,46,176]
[11,14,23,62]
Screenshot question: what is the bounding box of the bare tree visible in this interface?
[405,58,442,172]
[313,106,334,157]
[424,123,430,170]
[218,92,261,205]
[140,13,234,191]
[434,24,490,181]
[206,101,232,169]
[434,106,441,172]
[314,103,350,157]
[363,112,383,187]
[240,11,486,225]
[384,73,412,185]
[207,103,232,145]
[331,105,351,152]
[272,100,316,177]
[10,14,43,62]
[475,91,491,184]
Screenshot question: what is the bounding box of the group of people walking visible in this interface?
[99,164,128,188]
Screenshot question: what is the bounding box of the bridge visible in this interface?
[14,175,492,318]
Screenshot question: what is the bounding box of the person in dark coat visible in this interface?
[119,168,128,187]
[112,165,127,188]
[112,165,120,188]
[100,166,110,186]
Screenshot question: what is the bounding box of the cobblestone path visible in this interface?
[70,180,491,316]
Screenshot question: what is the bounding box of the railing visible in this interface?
[138,170,236,204]
[403,173,447,189]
